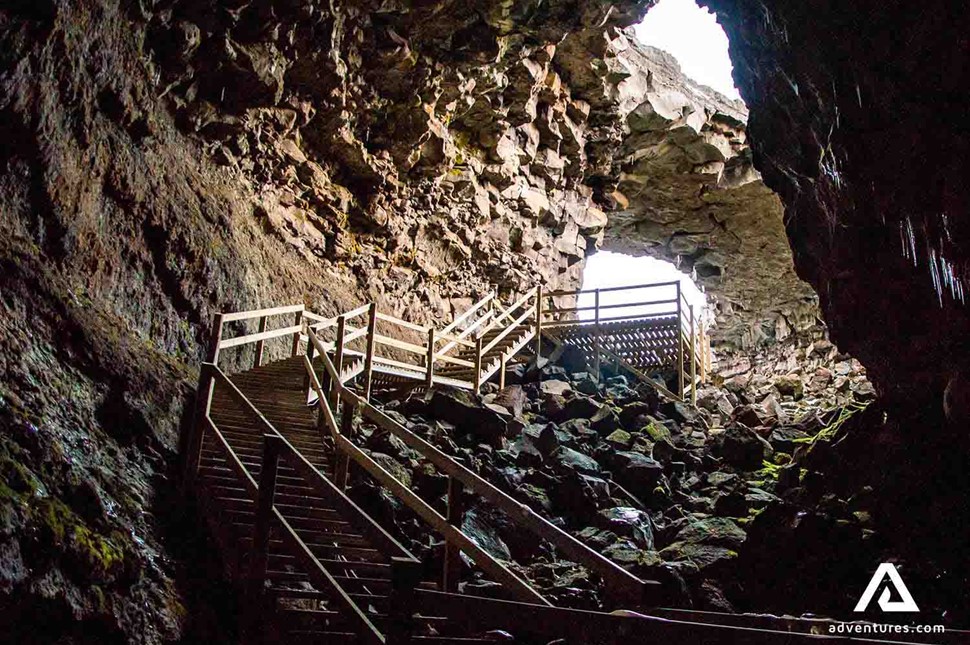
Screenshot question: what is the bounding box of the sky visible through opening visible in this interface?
[579,252,707,323]
[634,0,740,101]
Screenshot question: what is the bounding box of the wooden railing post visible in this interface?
[304,330,316,399]
[290,308,304,356]
[499,353,507,390]
[387,558,422,645]
[535,285,544,358]
[253,315,267,368]
[331,315,346,408]
[473,336,483,393]
[676,284,685,401]
[442,476,465,592]
[363,303,377,401]
[250,434,283,599]
[425,327,435,388]
[208,312,225,368]
[593,288,601,379]
[182,362,215,490]
[689,306,697,405]
[335,399,356,490]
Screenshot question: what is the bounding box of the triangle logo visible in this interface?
[854,563,920,613]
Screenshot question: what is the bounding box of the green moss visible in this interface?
[642,421,671,444]
[71,524,128,576]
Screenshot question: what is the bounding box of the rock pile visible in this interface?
[346,337,876,611]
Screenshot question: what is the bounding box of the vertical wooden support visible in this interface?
[363,303,377,401]
[534,285,543,358]
[676,283,685,401]
[250,434,282,599]
[473,336,483,393]
[182,313,223,490]
[387,558,422,645]
[425,327,435,388]
[209,313,225,368]
[593,288,601,379]
[689,306,697,405]
[183,363,215,489]
[499,353,507,390]
[331,315,346,409]
[253,315,267,368]
[304,333,316,400]
[290,308,304,357]
[442,476,465,592]
[335,399,355,489]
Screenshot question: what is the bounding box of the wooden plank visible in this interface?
[376,312,429,333]
[219,324,304,350]
[221,303,304,323]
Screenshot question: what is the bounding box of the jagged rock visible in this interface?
[713,425,774,470]
[551,447,601,475]
[491,385,528,418]
[596,507,655,550]
[427,389,507,446]
[611,451,663,491]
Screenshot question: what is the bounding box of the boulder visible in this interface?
[611,451,663,490]
[596,507,655,550]
[491,385,529,418]
[551,446,601,475]
[428,389,507,446]
[713,425,774,470]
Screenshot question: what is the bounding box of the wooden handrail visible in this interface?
[376,311,430,333]
[491,286,538,327]
[307,355,651,603]
[482,303,536,355]
[218,323,303,350]
[546,280,681,298]
[440,291,495,337]
[342,303,373,320]
[221,303,304,323]
[310,333,652,602]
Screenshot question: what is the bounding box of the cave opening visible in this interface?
[579,250,708,324]
[635,0,740,101]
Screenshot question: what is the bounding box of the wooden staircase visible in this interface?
[434,323,534,388]
[181,304,946,644]
[194,356,513,643]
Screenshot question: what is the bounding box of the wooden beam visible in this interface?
[425,327,435,388]
[363,303,377,401]
[250,434,282,599]
[252,315,267,368]
[443,476,465,592]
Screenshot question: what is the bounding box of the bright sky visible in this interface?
[579,251,707,322]
[634,0,741,101]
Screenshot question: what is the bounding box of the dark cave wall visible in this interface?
[701,0,970,416]
[2,0,969,638]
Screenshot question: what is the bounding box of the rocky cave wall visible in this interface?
[700,0,970,416]
[2,0,967,640]
[589,34,821,350]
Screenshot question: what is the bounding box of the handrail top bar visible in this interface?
[220,303,305,322]
[342,303,373,320]
[492,285,538,326]
[375,311,430,333]
[440,290,495,336]
[219,323,303,349]
[546,280,682,298]
[561,298,678,313]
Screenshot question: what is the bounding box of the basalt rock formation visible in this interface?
[1,0,968,640]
